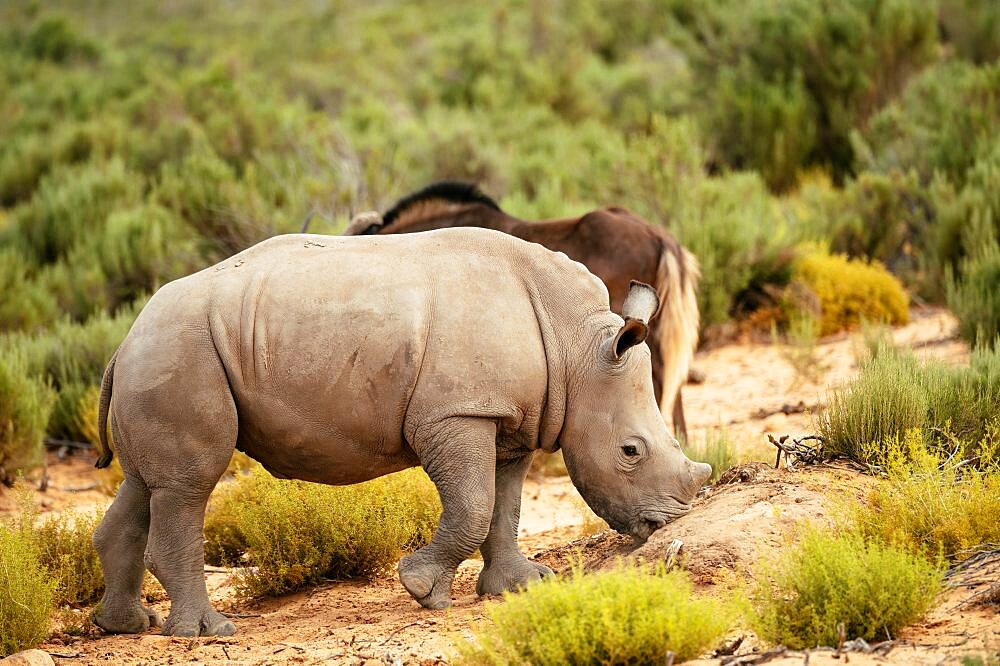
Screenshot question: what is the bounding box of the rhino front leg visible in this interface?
[476,453,554,596]
[398,417,496,609]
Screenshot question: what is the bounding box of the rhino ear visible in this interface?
[607,281,659,361]
[343,211,383,236]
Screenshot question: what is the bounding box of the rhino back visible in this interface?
[119,229,570,484]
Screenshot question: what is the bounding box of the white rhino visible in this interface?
[91,228,711,637]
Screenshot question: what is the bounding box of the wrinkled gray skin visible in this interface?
[91,228,711,637]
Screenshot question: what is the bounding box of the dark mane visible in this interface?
[382,181,501,228]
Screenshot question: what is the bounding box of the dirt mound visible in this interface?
[631,464,871,585]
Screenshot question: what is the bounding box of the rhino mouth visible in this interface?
[631,504,692,543]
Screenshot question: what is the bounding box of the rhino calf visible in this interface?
[91,228,711,637]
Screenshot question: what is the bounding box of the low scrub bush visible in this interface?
[456,563,734,665]
[819,343,1000,463]
[749,526,943,648]
[851,428,1000,560]
[31,508,105,606]
[683,429,736,483]
[4,302,141,443]
[0,346,55,484]
[948,237,1000,349]
[792,249,909,336]
[0,516,55,656]
[203,467,441,597]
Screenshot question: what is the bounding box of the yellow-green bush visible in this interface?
[456,563,735,665]
[32,508,106,607]
[792,249,909,335]
[851,428,1000,560]
[749,526,943,649]
[0,518,55,656]
[204,467,441,597]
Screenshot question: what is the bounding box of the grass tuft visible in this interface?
[749,526,943,649]
[456,562,735,665]
[818,343,1000,464]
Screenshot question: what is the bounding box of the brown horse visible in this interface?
[344,181,700,440]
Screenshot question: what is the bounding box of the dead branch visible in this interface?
[767,434,825,468]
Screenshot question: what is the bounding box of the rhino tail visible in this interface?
[94,348,118,469]
[652,239,700,419]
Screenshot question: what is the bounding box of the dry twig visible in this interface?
[767,434,825,468]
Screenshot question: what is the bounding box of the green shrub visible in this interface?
[0,517,55,656]
[749,526,943,649]
[819,343,1000,463]
[858,59,1000,186]
[14,158,143,265]
[679,0,938,189]
[948,239,1000,348]
[0,245,59,332]
[851,427,1000,560]
[938,0,1000,65]
[676,172,796,327]
[22,15,99,64]
[792,249,909,336]
[683,429,736,483]
[8,301,141,442]
[0,346,55,484]
[790,170,938,294]
[203,467,441,597]
[456,563,735,665]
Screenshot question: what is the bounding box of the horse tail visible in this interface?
[94,348,118,469]
[652,239,700,422]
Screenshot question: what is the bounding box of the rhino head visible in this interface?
[560,281,711,542]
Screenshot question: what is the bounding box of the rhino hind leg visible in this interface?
[398,417,498,609]
[145,481,235,637]
[476,453,553,597]
[115,347,239,636]
[93,477,162,634]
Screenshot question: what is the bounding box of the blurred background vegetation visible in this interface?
[1,0,999,481]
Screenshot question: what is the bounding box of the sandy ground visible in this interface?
[4,306,996,665]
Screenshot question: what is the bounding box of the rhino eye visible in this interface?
[622,444,639,457]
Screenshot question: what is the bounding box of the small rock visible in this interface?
[0,649,56,666]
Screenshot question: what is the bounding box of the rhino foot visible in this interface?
[398,553,455,609]
[161,607,236,637]
[94,601,163,634]
[476,558,554,597]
